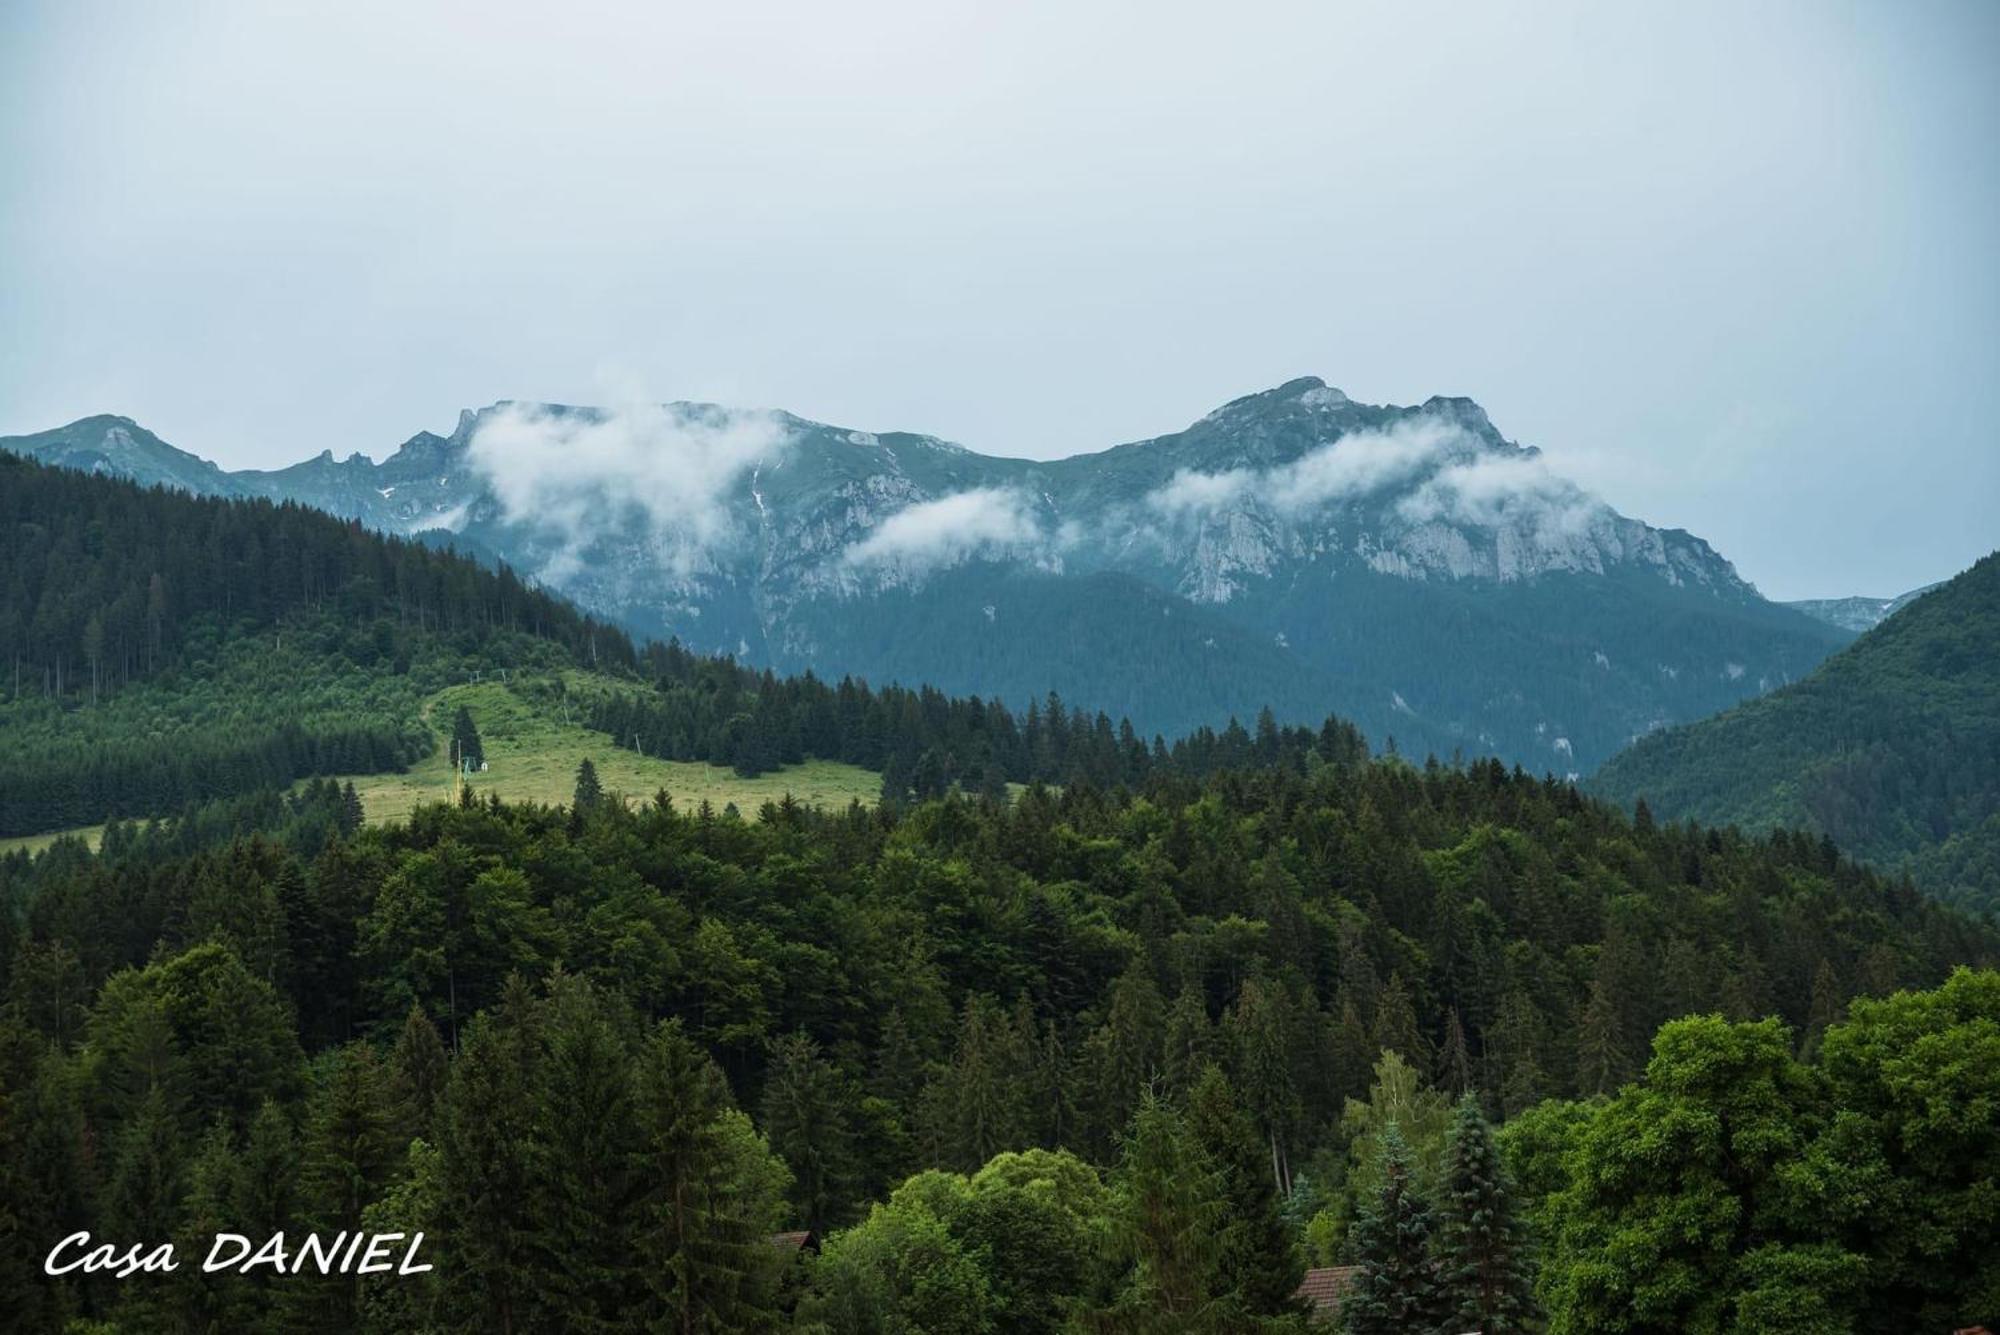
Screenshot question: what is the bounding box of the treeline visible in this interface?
[0,453,637,703]
[589,643,1372,794]
[3,747,1996,1329]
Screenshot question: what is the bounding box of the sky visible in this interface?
[2,1,1995,600]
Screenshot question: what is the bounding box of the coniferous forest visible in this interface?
[4,461,2000,1333]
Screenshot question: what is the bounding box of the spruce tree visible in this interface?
[762,1031,861,1231]
[450,705,484,772]
[1092,1095,1235,1333]
[636,1018,783,1332]
[1340,1124,1442,1335]
[1434,1094,1539,1335]
[390,1003,449,1140]
[1184,1065,1307,1319]
[573,757,603,811]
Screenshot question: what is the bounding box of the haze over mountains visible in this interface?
[3,378,1852,772]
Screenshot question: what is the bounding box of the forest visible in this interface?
[1595,552,2000,916]
[3,740,1996,1331]
[5,456,1999,1332]
[0,455,636,836]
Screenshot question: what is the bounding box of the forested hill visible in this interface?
[0,455,1372,837]
[4,734,1998,1330]
[0,454,645,835]
[1594,551,2000,915]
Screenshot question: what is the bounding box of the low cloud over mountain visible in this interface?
[1,377,1851,771]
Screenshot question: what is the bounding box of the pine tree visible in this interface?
[1162,983,1219,1101]
[1575,969,1630,1096]
[525,973,641,1330]
[1434,1094,1539,1335]
[1091,1095,1235,1333]
[1340,1123,1443,1335]
[1370,971,1426,1072]
[234,1098,297,1239]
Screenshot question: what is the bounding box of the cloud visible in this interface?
[467,400,791,579]
[1146,419,1464,521]
[1397,452,1605,542]
[844,487,1047,574]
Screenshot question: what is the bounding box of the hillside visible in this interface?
[3,719,1996,1329]
[0,456,1370,841]
[3,380,1851,772]
[1594,552,2000,913]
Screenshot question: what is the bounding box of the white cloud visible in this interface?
[467,400,790,579]
[1146,419,1466,521]
[844,487,1046,574]
[1397,452,1605,543]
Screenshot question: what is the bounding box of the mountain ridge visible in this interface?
[2,379,1850,771]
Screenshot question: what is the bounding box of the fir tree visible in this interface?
[1438,1007,1475,1098]
[636,1019,784,1333]
[1340,1124,1442,1335]
[339,780,364,834]
[1434,1094,1538,1335]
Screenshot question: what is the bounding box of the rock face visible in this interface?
[1786,585,1943,635]
[2,378,1850,771]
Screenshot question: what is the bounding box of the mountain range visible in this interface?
[2,378,1853,772]
[1784,584,1943,634]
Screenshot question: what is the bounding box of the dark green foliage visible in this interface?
[0,454,637,836]
[1434,1094,1539,1334]
[1340,1124,1444,1334]
[1595,552,2000,914]
[1185,1066,1307,1319]
[0,476,1995,1331]
[572,757,603,811]
[590,649,1371,794]
[761,1032,861,1233]
[449,705,484,773]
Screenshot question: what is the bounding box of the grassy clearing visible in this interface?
[2,677,882,856]
[336,680,881,825]
[0,824,106,858]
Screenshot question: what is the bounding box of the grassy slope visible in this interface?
[2,675,881,856]
[341,678,880,823]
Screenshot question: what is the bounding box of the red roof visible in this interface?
[1297,1265,1362,1321]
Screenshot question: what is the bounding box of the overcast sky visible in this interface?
[3,1,1994,599]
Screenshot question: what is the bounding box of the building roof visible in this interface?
[770,1230,820,1255]
[1297,1265,1362,1321]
